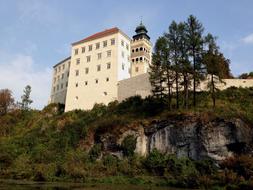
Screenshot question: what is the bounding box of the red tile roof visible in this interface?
[72,27,120,46]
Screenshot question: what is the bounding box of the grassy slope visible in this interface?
[0,87,252,189]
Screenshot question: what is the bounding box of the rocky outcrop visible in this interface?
[95,115,252,161]
[135,116,253,161]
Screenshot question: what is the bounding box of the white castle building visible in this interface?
[49,23,253,112]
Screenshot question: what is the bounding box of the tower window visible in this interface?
[106,77,109,82]
[85,81,88,86]
[136,58,139,62]
[107,62,111,69]
[132,49,134,53]
[76,58,80,65]
[140,57,143,61]
[97,65,101,71]
[82,47,85,53]
[85,67,89,74]
[107,50,111,57]
[96,42,100,49]
[136,48,139,52]
[88,45,92,51]
[62,73,64,79]
[75,70,79,76]
[97,53,102,59]
[86,56,91,62]
[74,49,78,55]
[132,59,134,62]
[75,83,78,87]
[140,47,143,51]
[95,79,98,84]
[103,40,107,47]
[111,38,115,45]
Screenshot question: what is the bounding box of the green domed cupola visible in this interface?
[133,21,150,40]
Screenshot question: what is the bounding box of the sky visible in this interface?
[0,0,253,109]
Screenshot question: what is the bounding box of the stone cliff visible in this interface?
[93,114,252,161]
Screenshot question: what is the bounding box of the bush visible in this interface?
[121,135,136,157]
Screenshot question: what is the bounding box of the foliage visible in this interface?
[18,85,33,110]
[121,135,136,157]
[0,89,14,116]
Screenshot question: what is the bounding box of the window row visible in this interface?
[75,50,112,65]
[53,72,70,83]
[54,61,71,74]
[131,47,149,53]
[74,39,115,55]
[75,63,111,76]
[53,82,68,92]
[75,77,110,87]
[131,56,149,63]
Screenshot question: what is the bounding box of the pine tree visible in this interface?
[149,37,167,99]
[203,34,229,108]
[186,15,205,107]
[20,85,33,110]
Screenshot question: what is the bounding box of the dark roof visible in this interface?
[53,56,71,68]
[72,27,120,46]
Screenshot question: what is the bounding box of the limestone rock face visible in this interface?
[135,116,252,161]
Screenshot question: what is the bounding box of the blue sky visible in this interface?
[0,0,253,109]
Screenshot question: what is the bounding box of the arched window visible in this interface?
[140,47,143,51]
[136,48,139,52]
[136,58,139,62]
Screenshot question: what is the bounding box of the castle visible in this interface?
[49,23,253,112]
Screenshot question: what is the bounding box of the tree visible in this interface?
[19,85,33,110]
[149,37,167,99]
[165,21,181,109]
[203,34,230,108]
[186,15,205,107]
[0,89,14,116]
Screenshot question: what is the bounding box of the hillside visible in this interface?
[0,87,253,189]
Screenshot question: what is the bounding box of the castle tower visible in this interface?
[130,21,152,77]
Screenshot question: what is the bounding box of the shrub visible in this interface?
[121,135,136,157]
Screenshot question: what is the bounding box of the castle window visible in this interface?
[97,65,101,72]
[75,83,78,87]
[75,70,79,76]
[57,85,59,90]
[74,48,78,55]
[96,42,100,49]
[88,45,92,51]
[76,58,80,65]
[103,40,107,47]
[106,77,109,82]
[107,50,111,57]
[62,64,65,70]
[126,44,129,50]
[95,79,98,84]
[122,63,125,70]
[132,59,134,63]
[140,47,143,51]
[82,47,85,53]
[132,49,134,53]
[111,38,115,45]
[85,81,88,86]
[121,40,124,47]
[75,96,78,100]
[68,61,70,67]
[62,73,64,79]
[85,67,89,74]
[67,72,69,77]
[97,53,102,59]
[61,83,63,89]
[136,58,139,62]
[86,56,91,62]
[66,82,68,87]
[107,62,111,69]
[136,48,139,52]
[140,57,143,61]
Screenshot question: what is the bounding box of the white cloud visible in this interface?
[0,53,51,109]
[241,33,253,44]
